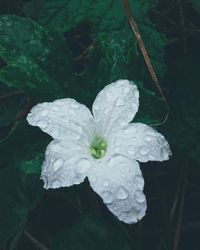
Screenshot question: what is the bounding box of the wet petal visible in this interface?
[87,155,146,224]
[109,123,171,162]
[92,80,139,137]
[27,98,94,144]
[41,140,92,189]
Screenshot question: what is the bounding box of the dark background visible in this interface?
[0,0,200,250]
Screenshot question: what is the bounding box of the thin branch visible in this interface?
[122,0,169,126]
[173,159,189,250]
[0,90,24,100]
[24,230,49,250]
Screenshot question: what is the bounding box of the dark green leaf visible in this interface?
[0,167,43,249]
[0,15,73,100]
[51,214,134,250]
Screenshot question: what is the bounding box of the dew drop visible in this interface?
[114,137,123,146]
[131,103,137,110]
[93,104,100,110]
[116,99,125,106]
[134,175,144,189]
[116,187,128,200]
[144,135,152,142]
[51,179,62,188]
[70,101,80,109]
[68,109,76,116]
[41,110,48,117]
[102,191,113,204]
[140,146,150,156]
[128,146,135,155]
[103,180,109,187]
[52,106,60,112]
[149,154,155,160]
[123,86,130,94]
[37,120,48,129]
[89,174,97,183]
[118,117,127,126]
[53,159,64,171]
[54,100,65,106]
[77,159,91,174]
[135,190,145,203]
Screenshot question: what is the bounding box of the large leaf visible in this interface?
[0,15,73,100]
[0,167,43,249]
[162,55,200,163]
[24,0,167,81]
[51,214,134,250]
[0,120,49,174]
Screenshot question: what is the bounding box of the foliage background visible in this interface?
[0,0,200,249]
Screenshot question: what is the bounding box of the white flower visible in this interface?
[27,79,171,224]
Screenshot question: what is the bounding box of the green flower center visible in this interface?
[90,136,107,159]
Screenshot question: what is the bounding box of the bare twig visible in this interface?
[122,0,169,126]
[0,90,24,100]
[24,230,49,250]
[173,159,189,250]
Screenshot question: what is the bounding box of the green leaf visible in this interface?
[162,55,200,163]
[24,0,167,81]
[0,167,43,249]
[0,15,73,100]
[192,0,200,14]
[51,214,134,250]
[0,120,49,174]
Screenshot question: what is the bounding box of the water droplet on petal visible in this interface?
[123,86,130,94]
[41,110,48,117]
[70,101,80,109]
[131,103,137,110]
[77,159,91,174]
[135,190,146,203]
[54,100,65,106]
[51,179,62,188]
[103,180,109,187]
[114,137,123,146]
[149,154,155,160]
[116,99,125,106]
[53,159,64,171]
[37,120,48,129]
[144,135,152,142]
[116,187,128,200]
[102,191,113,204]
[52,106,60,112]
[118,117,127,126]
[68,109,76,116]
[128,146,135,156]
[140,146,150,155]
[134,175,144,189]
[51,127,60,138]
[93,104,100,110]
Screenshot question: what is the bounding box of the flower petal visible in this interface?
[92,80,139,137]
[109,123,171,162]
[41,140,92,189]
[87,155,146,224]
[27,98,94,143]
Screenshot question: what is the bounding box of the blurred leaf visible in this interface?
[24,0,167,81]
[162,55,200,163]
[0,15,73,100]
[0,167,43,249]
[51,214,133,250]
[0,93,26,126]
[192,0,200,13]
[0,120,49,174]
